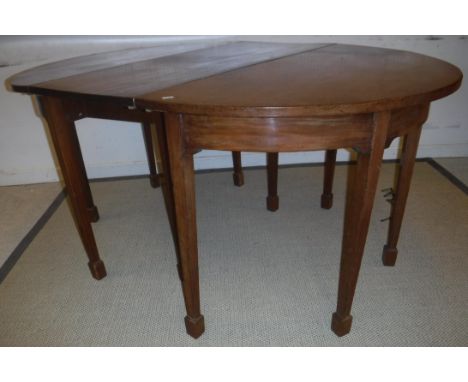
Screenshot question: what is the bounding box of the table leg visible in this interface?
[165,112,204,338]
[74,136,100,223]
[382,126,423,266]
[321,149,337,209]
[266,152,279,211]
[141,122,160,188]
[40,96,106,280]
[232,151,244,186]
[331,112,390,336]
[38,97,99,223]
[152,115,184,281]
[266,150,337,212]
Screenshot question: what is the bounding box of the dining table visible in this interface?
[7,41,463,338]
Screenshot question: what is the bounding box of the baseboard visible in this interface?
[1,143,467,186]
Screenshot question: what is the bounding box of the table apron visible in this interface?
[181,104,429,153]
[385,103,430,147]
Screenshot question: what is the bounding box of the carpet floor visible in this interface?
[0,162,467,346]
[0,182,62,266]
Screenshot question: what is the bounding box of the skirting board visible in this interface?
[1,143,468,186]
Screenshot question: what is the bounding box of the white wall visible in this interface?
[1,35,467,186]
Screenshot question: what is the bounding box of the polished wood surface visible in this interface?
[153,113,184,282]
[165,112,205,338]
[141,122,160,188]
[266,153,279,211]
[382,116,426,266]
[9,42,217,88]
[231,151,244,187]
[182,113,374,152]
[138,44,462,117]
[264,150,337,212]
[10,42,324,105]
[332,112,391,336]
[8,41,462,340]
[38,96,107,280]
[321,150,338,209]
[10,42,461,116]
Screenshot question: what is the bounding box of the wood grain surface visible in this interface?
[9,42,462,116]
[7,40,463,339]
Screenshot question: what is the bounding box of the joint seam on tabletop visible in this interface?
[140,43,336,111]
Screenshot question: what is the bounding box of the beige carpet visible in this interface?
[0,182,62,266]
[0,162,467,346]
[435,157,468,185]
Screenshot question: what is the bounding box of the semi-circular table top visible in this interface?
[9,41,463,117]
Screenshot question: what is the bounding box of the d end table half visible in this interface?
[7,41,463,339]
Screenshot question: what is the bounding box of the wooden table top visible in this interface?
[9,41,463,117]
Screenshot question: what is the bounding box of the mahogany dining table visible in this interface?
[7,41,462,339]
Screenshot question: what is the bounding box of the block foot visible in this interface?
[266,195,279,211]
[185,315,205,339]
[331,312,353,337]
[321,193,333,209]
[382,245,398,266]
[150,174,160,188]
[87,206,100,223]
[88,260,107,280]
[233,172,244,187]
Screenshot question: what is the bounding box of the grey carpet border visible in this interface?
[425,158,468,195]
[0,157,466,284]
[0,189,66,284]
